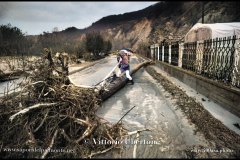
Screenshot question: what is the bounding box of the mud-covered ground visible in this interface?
[97,67,208,158]
[96,65,239,158]
[145,65,240,158]
[1,53,240,158]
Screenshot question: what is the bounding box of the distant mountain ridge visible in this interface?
[41,1,240,50]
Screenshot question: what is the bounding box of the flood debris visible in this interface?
[0,48,129,158]
[145,65,240,158]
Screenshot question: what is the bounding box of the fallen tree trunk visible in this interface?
[100,60,151,101]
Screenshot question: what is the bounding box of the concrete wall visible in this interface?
[155,61,240,117]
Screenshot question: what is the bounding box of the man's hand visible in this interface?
[117,56,122,62]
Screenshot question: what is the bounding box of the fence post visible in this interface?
[169,44,171,64]
[154,44,157,61]
[155,44,158,61]
[178,43,184,68]
[232,37,240,88]
[162,45,164,62]
[157,45,160,61]
[150,45,154,60]
[196,40,204,74]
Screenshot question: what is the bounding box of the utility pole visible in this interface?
[202,2,204,24]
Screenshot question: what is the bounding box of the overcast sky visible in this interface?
[0,1,158,35]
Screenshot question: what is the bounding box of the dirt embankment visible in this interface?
[145,65,240,158]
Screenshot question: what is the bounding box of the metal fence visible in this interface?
[159,43,163,61]
[150,35,240,88]
[171,42,179,66]
[201,36,236,82]
[164,43,169,63]
[183,42,197,72]
[232,36,240,88]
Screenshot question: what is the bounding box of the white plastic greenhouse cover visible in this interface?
[184,22,240,42]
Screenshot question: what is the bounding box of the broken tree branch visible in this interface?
[9,103,57,122]
[34,109,50,133]
[59,129,73,143]
[133,132,139,158]
[124,129,151,137]
[87,146,114,158]
[116,106,136,125]
[41,129,58,159]
[75,122,97,144]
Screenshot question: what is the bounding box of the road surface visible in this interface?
[67,55,240,158]
[96,67,209,158]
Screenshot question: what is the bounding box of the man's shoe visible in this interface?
[130,80,134,85]
[112,73,117,80]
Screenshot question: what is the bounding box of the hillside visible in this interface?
[31,1,240,51]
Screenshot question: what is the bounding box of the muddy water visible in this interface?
[96,68,209,158]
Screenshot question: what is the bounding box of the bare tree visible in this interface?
[52,27,59,33]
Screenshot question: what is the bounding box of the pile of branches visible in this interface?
[0,48,127,158]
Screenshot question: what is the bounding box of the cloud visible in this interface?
[0,2,12,18]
